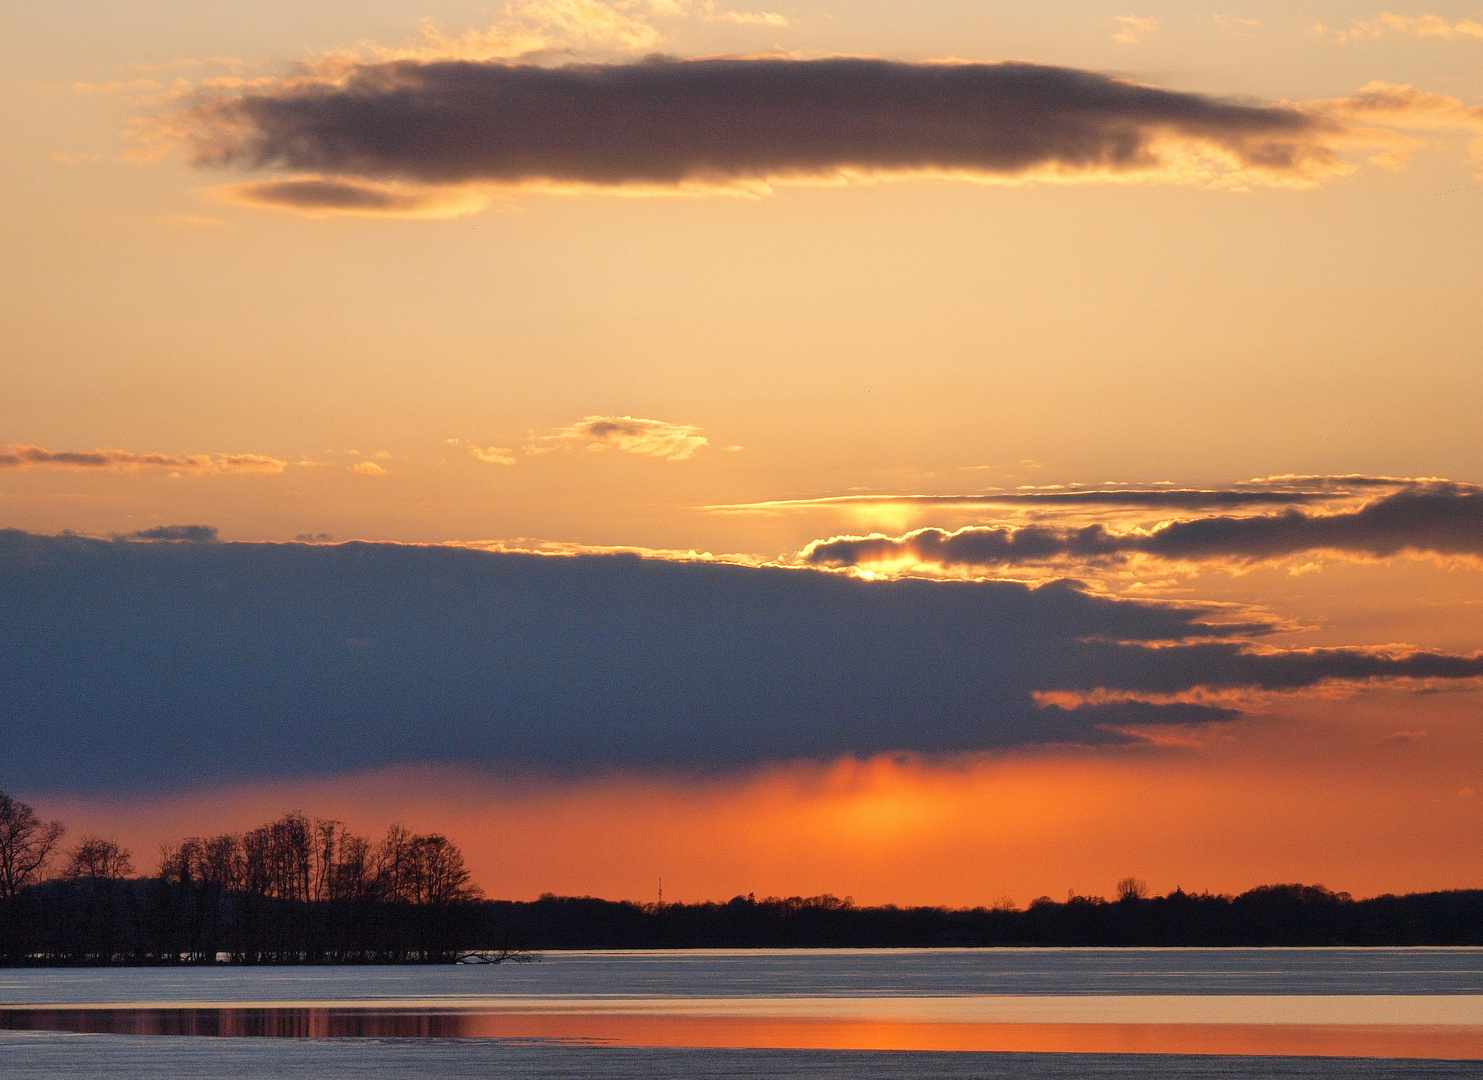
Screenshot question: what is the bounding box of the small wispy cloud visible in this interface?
[0,444,285,476]
[349,460,389,477]
[1211,15,1262,39]
[1310,12,1483,44]
[538,415,709,460]
[447,439,518,466]
[1110,15,1160,44]
[337,0,786,66]
[208,176,493,219]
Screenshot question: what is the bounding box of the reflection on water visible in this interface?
[4,953,1482,1063]
[4,1005,1483,1059]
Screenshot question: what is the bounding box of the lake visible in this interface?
[3,948,1481,1077]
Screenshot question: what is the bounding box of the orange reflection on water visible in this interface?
[4,1007,1483,1059]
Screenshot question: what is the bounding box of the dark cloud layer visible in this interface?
[803,487,1483,569]
[180,58,1337,194]
[3,532,1480,794]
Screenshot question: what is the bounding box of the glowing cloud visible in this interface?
[0,444,285,475]
[799,484,1483,571]
[1110,16,1160,45]
[1314,13,1483,43]
[448,439,518,466]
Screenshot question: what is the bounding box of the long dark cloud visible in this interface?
[175,57,1344,201]
[802,486,1483,569]
[2,531,1479,794]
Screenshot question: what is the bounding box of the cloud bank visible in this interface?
[3,531,1481,794]
[0,444,285,475]
[801,484,1483,571]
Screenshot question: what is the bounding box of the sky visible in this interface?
[2,0,1482,906]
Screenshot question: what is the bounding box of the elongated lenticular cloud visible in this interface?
[0,444,285,475]
[171,57,1363,209]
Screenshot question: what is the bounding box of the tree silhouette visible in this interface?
[62,836,134,881]
[0,791,65,898]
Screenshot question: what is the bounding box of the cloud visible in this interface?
[1314,13,1483,43]
[153,56,1416,208]
[1110,15,1160,45]
[693,1,788,27]
[345,0,786,66]
[3,531,1483,794]
[539,415,708,459]
[352,0,663,63]
[209,176,493,218]
[799,484,1483,572]
[124,525,220,543]
[708,477,1410,516]
[448,439,518,466]
[349,460,389,477]
[0,444,285,476]
[1212,15,1262,39]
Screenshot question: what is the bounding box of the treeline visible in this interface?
[6,791,1483,964]
[495,885,1483,949]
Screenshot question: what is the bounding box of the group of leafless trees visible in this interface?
[159,814,478,907]
[0,791,486,965]
[0,792,127,899]
[1,792,476,905]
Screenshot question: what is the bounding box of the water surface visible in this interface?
[4,949,1481,1071]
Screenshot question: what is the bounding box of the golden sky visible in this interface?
[3,0,1482,903]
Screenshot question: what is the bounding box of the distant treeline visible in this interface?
[4,792,1483,964]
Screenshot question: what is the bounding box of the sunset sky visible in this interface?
[3,0,1482,907]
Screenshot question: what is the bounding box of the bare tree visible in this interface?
[0,791,65,898]
[62,836,134,881]
[409,834,480,905]
[1117,876,1148,902]
[373,827,479,904]
[374,824,414,902]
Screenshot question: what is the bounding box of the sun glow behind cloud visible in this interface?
[37,686,1483,906]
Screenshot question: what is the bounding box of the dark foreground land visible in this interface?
[6,885,1483,965]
